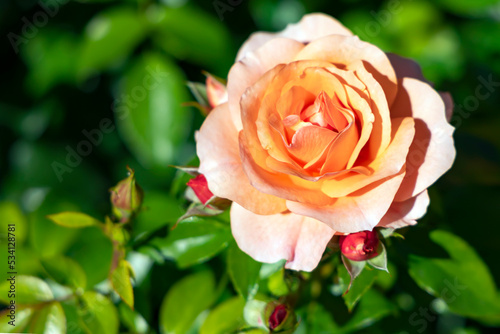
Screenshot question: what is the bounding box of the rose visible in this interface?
[196,14,455,271]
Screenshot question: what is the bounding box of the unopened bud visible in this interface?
[339,230,379,261]
[206,75,228,108]
[110,167,144,222]
[265,302,297,333]
[186,174,214,205]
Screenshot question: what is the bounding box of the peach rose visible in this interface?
[196,14,455,271]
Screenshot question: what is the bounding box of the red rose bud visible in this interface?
[265,302,297,333]
[269,305,288,330]
[339,230,379,261]
[187,174,214,205]
[206,75,228,108]
[110,168,144,222]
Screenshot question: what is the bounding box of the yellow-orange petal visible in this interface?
[197,103,287,214]
[321,117,415,197]
[287,170,406,233]
[230,203,336,271]
[227,38,305,130]
[294,35,398,106]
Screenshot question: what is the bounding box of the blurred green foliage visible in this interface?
[1,0,500,333]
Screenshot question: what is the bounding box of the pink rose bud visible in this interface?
[187,174,214,205]
[110,168,144,222]
[206,75,228,108]
[339,230,380,261]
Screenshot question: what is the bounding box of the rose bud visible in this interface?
[187,174,214,205]
[265,302,297,333]
[206,75,228,108]
[110,168,144,222]
[339,230,380,261]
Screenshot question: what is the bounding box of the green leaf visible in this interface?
[29,302,66,334]
[0,201,28,244]
[297,302,339,333]
[340,289,396,333]
[200,297,245,334]
[133,191,183,237]
[41,256,87,289]
[21,29,79,97]
[338,264,378,311]
[341,255,366,295]
[47,211,101,228]
[0,276,53,305]
[146,217,231,268]
[367,242,388,272]
[66,226,114,287]
[115,53,191,168]
[408,230,500,324]
[228,242,262,300]
[119,303,149,334]
[0,307,33,333]
[159,270,216,334]
[79,291,119,334]
[150,4,233,73]
[110,260,134,309]
[78,7,147,79]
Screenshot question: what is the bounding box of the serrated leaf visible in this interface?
[341,255,366,295]
[47,212,101,228]
[110,259,134,309]
[0,275,53,305]
[340,289,396,333]
[159,270,215,334]
[338,263,378,311]
[41,256,87,289]
[29,302,66,334]
[146,217,231,268]
[200,297,245,334]
[79,291,119,334]
[408,230,500,325]
[367,242,388,272]
[115,53,191,168]
[228,242,262,300]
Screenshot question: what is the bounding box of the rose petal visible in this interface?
[391,78,456,201]
[228,38,305,130]
[230,203,336,271]
[386,53,427,83]
[287,170,406,233]
[321,117,415,197]
[378,190,430,228]
[294,35,398,106]
[197,103,287,214]
[236,13,353,60]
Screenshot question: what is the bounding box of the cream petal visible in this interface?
[230,203,336,271]
[391,78,456,201]
[378,190,430,228]
[197,103,287,214]
[236,13,353,61]
[287,171,406,233]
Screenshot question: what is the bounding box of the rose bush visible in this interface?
[196,13,455,271]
